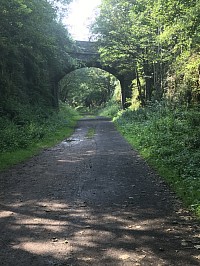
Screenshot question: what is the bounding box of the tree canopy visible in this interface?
[92,0,200,107]
[0,0,75,116]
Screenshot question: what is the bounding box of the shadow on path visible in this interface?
[0,117,199,265]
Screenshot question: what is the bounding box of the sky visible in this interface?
[64,0,102,40]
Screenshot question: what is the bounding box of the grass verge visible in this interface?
[0,104,80,171]
[114,105,200,218]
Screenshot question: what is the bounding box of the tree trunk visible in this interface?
[119,76,126,110]
[143,60,153,101]
[119,75,133,109]
[135,68,145,107]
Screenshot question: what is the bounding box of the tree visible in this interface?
[91,0,138,108]
[0,0,75,115]
[91,0,159,106]
[91,0,200,106]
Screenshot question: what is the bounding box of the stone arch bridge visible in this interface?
[66,41,134,109]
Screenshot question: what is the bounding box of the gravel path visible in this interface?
[0,117,199,265]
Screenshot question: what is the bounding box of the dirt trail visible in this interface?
[0,117,199,265]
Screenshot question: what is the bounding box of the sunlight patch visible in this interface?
[0,210,15,218]
[14,240,71,257]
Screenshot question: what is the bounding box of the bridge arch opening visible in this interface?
[56,41,134,109]
[59,67,121,111]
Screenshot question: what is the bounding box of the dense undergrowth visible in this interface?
[0,103,80,170]
[109,103,200,218]
[99,100,121,118]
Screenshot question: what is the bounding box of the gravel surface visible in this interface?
[0,117,199,265]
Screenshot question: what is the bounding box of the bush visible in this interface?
[115,104,200,217]
[0,103,78,153]
[99,100,121,117]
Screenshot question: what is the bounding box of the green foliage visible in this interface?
[115,104,200,217]
[166,51,200,104]
[92,0,200,107]
[0,103,79,170]
[0,0,75,112]
[99,100,121,117]
[99,81,123,117]
[59,67,118,109]
[0,0,78,171]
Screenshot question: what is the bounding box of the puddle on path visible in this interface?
[61,138,82,146]
[64,138,81,142]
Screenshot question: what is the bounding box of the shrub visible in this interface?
[115,104,200,217]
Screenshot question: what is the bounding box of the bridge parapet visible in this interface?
[69,41,100,64]
[75,41,98,54]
